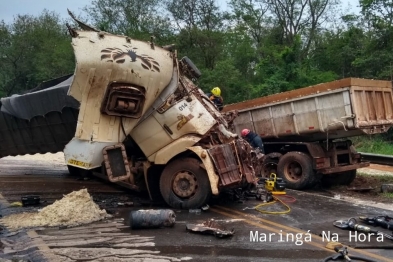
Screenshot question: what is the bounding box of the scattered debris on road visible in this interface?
[347,187,374,192]
[186,219,235,238]
[21,195,41,206]
[333,217,393,242]
[381,183,393,193]
[129,209,176,229]
[359,215,393,229]
[0,189,110,230]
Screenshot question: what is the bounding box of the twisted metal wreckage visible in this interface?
[0,11,264,209]
[3,10,393,211]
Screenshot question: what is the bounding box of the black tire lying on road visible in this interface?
[277,152,315,190]
[159,158,211,209]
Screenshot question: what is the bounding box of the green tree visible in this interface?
[360,0,393,27]
[166,0,227,69]
[84,0,174,44]
[0,11,74,96]
[197,59,245,103]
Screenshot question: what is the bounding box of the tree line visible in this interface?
[1,0,393,105]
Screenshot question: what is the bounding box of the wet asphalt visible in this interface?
[0,156,392,262]
[115,191,393,262]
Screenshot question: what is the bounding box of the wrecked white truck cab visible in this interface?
[63,21,260,209]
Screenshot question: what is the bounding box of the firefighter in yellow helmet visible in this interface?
[206,87,224,111]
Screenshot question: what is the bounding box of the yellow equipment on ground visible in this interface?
[254,173,294,215]
[263,173,286,195]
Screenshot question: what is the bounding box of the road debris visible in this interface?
[8,202,22,207]
[347,187,374,192]
[359,215,393,229]
[129,209,176,229]
[201,204,210,211]
[333,217,393,241]
[381,183,393,193]
[21,195,40,206]
[186,219,235,238]
[189,209,201,215]
[0,189,110,230]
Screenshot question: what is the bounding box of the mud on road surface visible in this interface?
[0,153,393,262]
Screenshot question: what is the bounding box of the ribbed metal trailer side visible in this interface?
[0,108,78,158]
[0,75,79,158]
[225,78,393,142]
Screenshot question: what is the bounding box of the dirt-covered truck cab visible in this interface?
[63,18,260,209]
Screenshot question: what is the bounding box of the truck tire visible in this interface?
[340,170,357,185]
[277,152,314,190]
[322,170,357,187]
[67,165,80,176]
[159,158,211,209]
[181,56,202,79]
[67,165,90,178]
[261,153,282,178]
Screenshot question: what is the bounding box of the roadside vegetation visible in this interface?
[329,172,393,203]
[355,173,393,183]
[382,192,393,199]
[352,129,393,155]
[1,1,393,162]
[1,0,393,104]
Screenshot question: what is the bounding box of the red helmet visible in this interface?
[241,129,250,137]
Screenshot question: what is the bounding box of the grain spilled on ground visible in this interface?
[0,189,110,230]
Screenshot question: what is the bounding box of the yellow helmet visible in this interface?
[211,87,221,97]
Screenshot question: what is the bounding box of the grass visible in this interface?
[350,136,393,201]
[349,173,393,202]
[352,135,393,155]
[356,172,393,183]
[382,193,393,199]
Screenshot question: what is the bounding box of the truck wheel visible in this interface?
[277,152,314,190]
[67,165,90,178]
[340,170,357,185]
[159,158,211,209]
[67,165,80,176]
[261,153,282,178]
[322,170,357,186]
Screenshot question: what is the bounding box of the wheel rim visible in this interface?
[283,161,303,182]
[172,170,198,198]
[262,162,277,177]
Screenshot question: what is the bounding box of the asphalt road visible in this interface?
[0,155,392,262]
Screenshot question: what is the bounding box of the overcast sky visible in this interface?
[1,0,361,24]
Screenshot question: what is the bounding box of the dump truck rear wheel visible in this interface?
[160,158,211,209]
[261,153,282,178]
[277,152,314,190]
[341,170,357,185]
[322,170,357,187]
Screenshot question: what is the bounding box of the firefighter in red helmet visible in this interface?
[241,129,265,154]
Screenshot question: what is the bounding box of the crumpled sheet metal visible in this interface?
[186,219,235,238]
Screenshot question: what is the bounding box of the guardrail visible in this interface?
[359,152,393,166]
